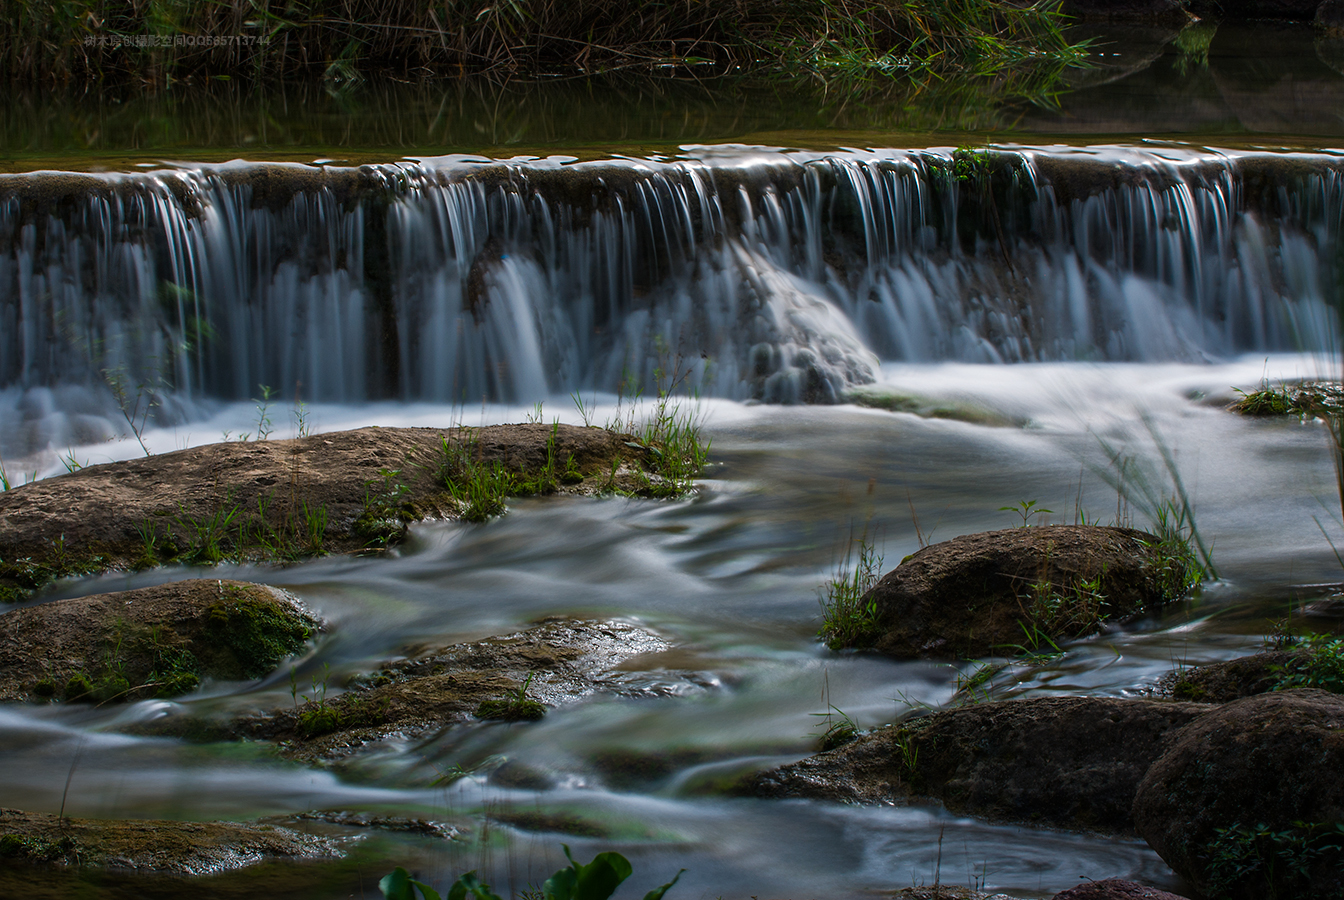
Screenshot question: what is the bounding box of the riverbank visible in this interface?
[7,0,1086,84]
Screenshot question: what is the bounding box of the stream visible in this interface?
[2,20,1344,900]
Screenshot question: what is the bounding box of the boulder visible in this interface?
[0,579,319,703]
[1156,650,1299,702]
[0,423,682,602]
[1049,879,1189,900]
[1133,689,1344,899]
[852,526,1189,659]
[750,696,1208,832]
[0,807,336,872]
[1319,0,1344,32]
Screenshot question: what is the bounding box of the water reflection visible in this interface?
[4,22,1344,172]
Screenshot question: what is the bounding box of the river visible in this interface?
[1,20,1343,900]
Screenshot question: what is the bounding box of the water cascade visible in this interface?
[1,146,1340,444]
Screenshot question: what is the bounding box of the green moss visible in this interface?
[490,809,610,838]
[1171,679,1209,702]
[201,588,315,681]
[63,672,94,702]
[92,674,131,704]
[296,704,343,739]
[0,833,71,862]
[475,697,546,721]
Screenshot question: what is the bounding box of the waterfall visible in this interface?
[1,146,1340,438]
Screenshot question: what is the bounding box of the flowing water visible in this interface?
[3,21,1344,900]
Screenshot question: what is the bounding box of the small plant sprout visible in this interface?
[571,391,595,427]
[1000,499,1052,527]
[526,401,545,424]
[102,363,159,456]
[293,399,312,439]
[253,384,276,440]
[59,448,86,473]
[474,671,545,721]
[811,704,860,751]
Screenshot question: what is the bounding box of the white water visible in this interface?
[1,146,1341,460]
[3,350,1342,897]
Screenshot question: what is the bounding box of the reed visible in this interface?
[6,0,1088,84]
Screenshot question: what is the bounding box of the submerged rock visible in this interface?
[846,526,1189,659]
[1133,688,1344,899]
[0,423,688,602]
[0,580,318,703]
[749,696,1208,833]
[843,385,1024,427]
[139,617,702,763]
[0,808,337,873]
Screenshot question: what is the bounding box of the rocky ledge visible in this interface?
[0,808,337,873]
[0,423,693,602]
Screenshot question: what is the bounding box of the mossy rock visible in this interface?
[0,424,689,601]
[0,579,320,703]
[845,525,1194,659]
[0,807,336,872]
[143,617,697,765]
[1134,689,1344,899]
[750,696,1209,834]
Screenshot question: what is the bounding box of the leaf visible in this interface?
[450,872,498,900]
[543,864,577,900]
[381,868,419,900]
[642,869,686,900]
[573,852,633,900]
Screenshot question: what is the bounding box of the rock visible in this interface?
[1050,879,1190,900]
[137,617,703,762]
[1320,0,1344,32]
[0,807,337,872]
[1133,689,1344,899]
[1154,650,1300,702]
[844,385,1023,427]
[896,888,1024,900]
[0,423,686,602]
[0,580,319,703]
[750,696,1208,832]
[851,526,1189,659]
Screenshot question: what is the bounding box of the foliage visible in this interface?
[1271,633,1344,694]
[355,467,412,547]
[380,845,683,900]
[1231,382,1293,416]
[1204,820,1344,899]
[811,704,859,751]
[7,0,1089,88]
[1093,414,1216,592]
[999,499,1052,527]
[295,663,342,738]
[818,529,885,651]
[440,434,517,523]
[475,672,546,721]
